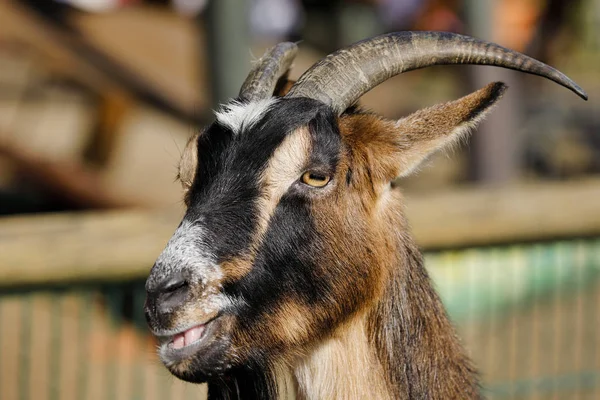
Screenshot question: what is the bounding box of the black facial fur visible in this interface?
[185,98,336,264]
[164,98,344,381]
[207,364,276,400]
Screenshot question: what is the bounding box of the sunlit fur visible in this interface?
[145,82,506,399]
[215,98,280,134]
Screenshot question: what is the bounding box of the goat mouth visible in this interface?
[170,324,207,350]
[157,316,221,364]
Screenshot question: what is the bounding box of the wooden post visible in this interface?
[464,0,524,183]
[84,91,132,167]
[204,0,251,107]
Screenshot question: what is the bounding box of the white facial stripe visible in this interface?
[154,220,221,287]
[254,127,312,240]
[215,98,279,134]
[264,127,311,199]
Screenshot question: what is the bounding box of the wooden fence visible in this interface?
[1,180,600,399]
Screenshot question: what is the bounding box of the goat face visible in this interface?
[145,96,397,382]
[144,32,586,384]
[144,82,513,383]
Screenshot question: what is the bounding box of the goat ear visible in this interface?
[178,132,199,193]
[339,82,506,184]
[392,81,506,178]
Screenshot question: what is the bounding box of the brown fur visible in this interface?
[270,300,315,347]
[283,115,482,398]
[163,82,506,399]
[297,85,505,398]
[283,84,503,398]
[340,82,506,181]
[221,255,256,283]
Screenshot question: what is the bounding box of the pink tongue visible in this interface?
[172,325,205,350]
[173,334,185,349]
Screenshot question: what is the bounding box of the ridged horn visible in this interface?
[285,31,587,114]
[239,42,298,102]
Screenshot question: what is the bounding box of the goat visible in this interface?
[144,31,587,399]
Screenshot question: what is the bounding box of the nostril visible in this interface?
[152,270,189,294]
[163,278,188,294]
[153,272,191,314]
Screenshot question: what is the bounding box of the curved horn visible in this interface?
[286,31,587,114]
[239,42,298,102]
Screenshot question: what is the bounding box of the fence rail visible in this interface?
[2,179,600,287]
[1,238,599,400]
[1,180,600,399]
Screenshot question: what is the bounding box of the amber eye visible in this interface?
[301,171,331,188]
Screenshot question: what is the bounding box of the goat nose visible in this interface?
[146,271,191,315]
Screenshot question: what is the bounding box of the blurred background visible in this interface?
[0,0,598,399]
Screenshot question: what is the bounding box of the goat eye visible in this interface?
[301,171,331,188]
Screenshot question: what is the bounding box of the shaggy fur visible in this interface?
[145,75,506,399]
